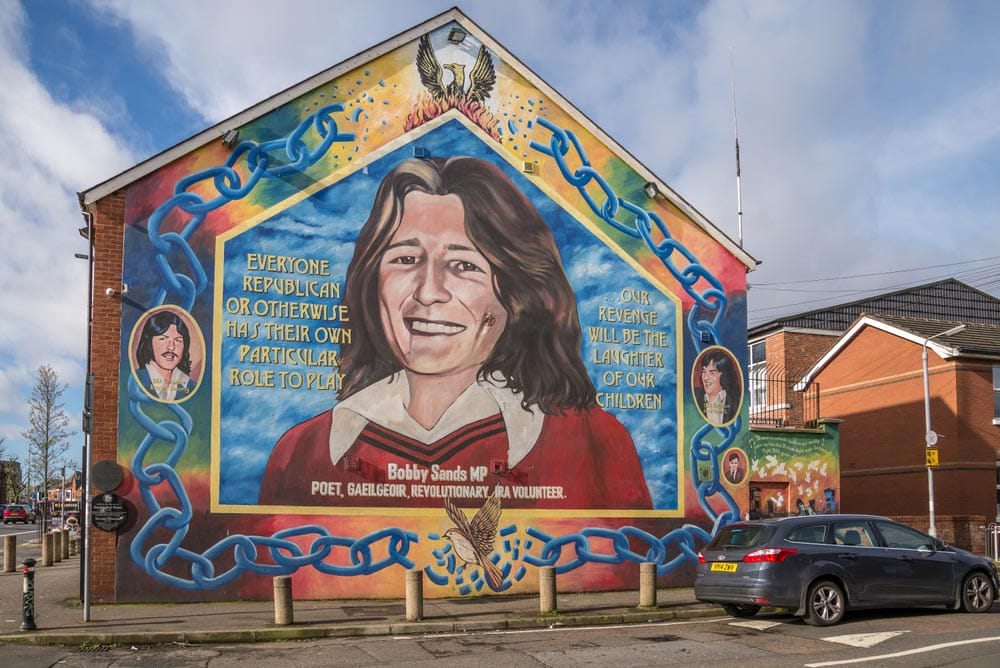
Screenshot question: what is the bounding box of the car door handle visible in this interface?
[897,556,913,561]
[837,553,857,559]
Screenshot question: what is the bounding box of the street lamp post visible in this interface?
[921,323,966,538]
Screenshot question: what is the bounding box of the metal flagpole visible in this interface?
[730,47,743,248]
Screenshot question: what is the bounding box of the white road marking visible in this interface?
[822,631,908,648]
[804,635,1000,666]
[730,620,783,630]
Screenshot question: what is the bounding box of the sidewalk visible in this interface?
[0,539,719,646]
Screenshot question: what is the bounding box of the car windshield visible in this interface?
[707,524,774,550]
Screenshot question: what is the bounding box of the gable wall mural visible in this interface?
[101,15,756,601]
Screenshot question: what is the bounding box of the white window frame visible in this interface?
[748,340,767,413]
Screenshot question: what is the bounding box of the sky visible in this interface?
[1,0,998,468]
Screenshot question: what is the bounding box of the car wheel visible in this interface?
[804,580,845,627]
[959,572,994,613]
[722,603,761,618]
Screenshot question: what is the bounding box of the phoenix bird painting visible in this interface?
[416,34,496,105]
[443,486,504,590]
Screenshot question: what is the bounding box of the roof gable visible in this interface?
[80,8,755,271]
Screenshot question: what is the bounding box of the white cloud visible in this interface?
[0,3,135,453]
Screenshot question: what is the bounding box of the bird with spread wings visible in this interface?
[443,485,504,590]
[416,34,496,104]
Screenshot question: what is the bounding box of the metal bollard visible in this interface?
[405,568,424,621]
[639,562,657,607]
[60,529,69,561]
[273,575,293,625]
[3,535,15,573]
[41,532,53,567]
[539,565,557,613]
[21,558,37,631]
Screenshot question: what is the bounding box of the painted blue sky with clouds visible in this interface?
[2,0,998,471]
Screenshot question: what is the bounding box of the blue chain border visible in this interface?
[126,109,741,590]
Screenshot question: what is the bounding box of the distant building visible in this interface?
[750,279,1000,550]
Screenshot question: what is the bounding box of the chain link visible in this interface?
[528,119,742,567]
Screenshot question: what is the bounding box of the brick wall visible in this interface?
[776,331,837,381]
[817,326,999,530]
[85,191,126,602]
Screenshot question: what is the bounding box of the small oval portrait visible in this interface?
[722,449,747,485]
[129,306,205,403]
[692,346,742,426]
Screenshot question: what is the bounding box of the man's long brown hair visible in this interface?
[338,156,595,413]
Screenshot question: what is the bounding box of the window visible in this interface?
[707,525,775,550]
[787,524,828,545]
[832,522,876,547]
[993,366,1000,424]
[748,341,767,411]
[874,521,934,550]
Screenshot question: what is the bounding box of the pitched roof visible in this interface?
[750,278,1000,336]
[868,314,1000,358]
[797,313,1000,389]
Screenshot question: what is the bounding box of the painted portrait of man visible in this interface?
[132,308,201,402]
[258,156,652,509]
[693,348,741,426]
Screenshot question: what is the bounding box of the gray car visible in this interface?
[695,514,997,626]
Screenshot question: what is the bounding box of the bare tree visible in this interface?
[0,436,10,503]
[22,365,74,521]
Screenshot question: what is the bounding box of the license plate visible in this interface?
[710,562,738,573]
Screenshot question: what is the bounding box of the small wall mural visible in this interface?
[746,426,841,520]
[114,18,755,601]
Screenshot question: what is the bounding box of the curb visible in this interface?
[0,604,722,646]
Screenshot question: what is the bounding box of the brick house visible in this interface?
[749,279,1000,551]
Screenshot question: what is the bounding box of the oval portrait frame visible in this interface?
[128,305,206,403]
[691,345,743,427]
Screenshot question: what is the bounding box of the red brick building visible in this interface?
[750,280,1000,550]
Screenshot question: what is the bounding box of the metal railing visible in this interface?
[748,374,820,429]
[987,523,1000,561]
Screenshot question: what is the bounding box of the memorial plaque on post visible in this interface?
[91,493,128,532]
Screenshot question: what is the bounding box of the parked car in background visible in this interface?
[2,504,37,525]
[695,514,997,626]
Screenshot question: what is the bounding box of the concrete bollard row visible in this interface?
[52,531,62,564]
[3,535,15,573]
[639,562,657,607]
[405,568,424,621]
[60,530,70,561]
[41,532,53,567]
[539,565,557,613]
[273,575,293,625]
